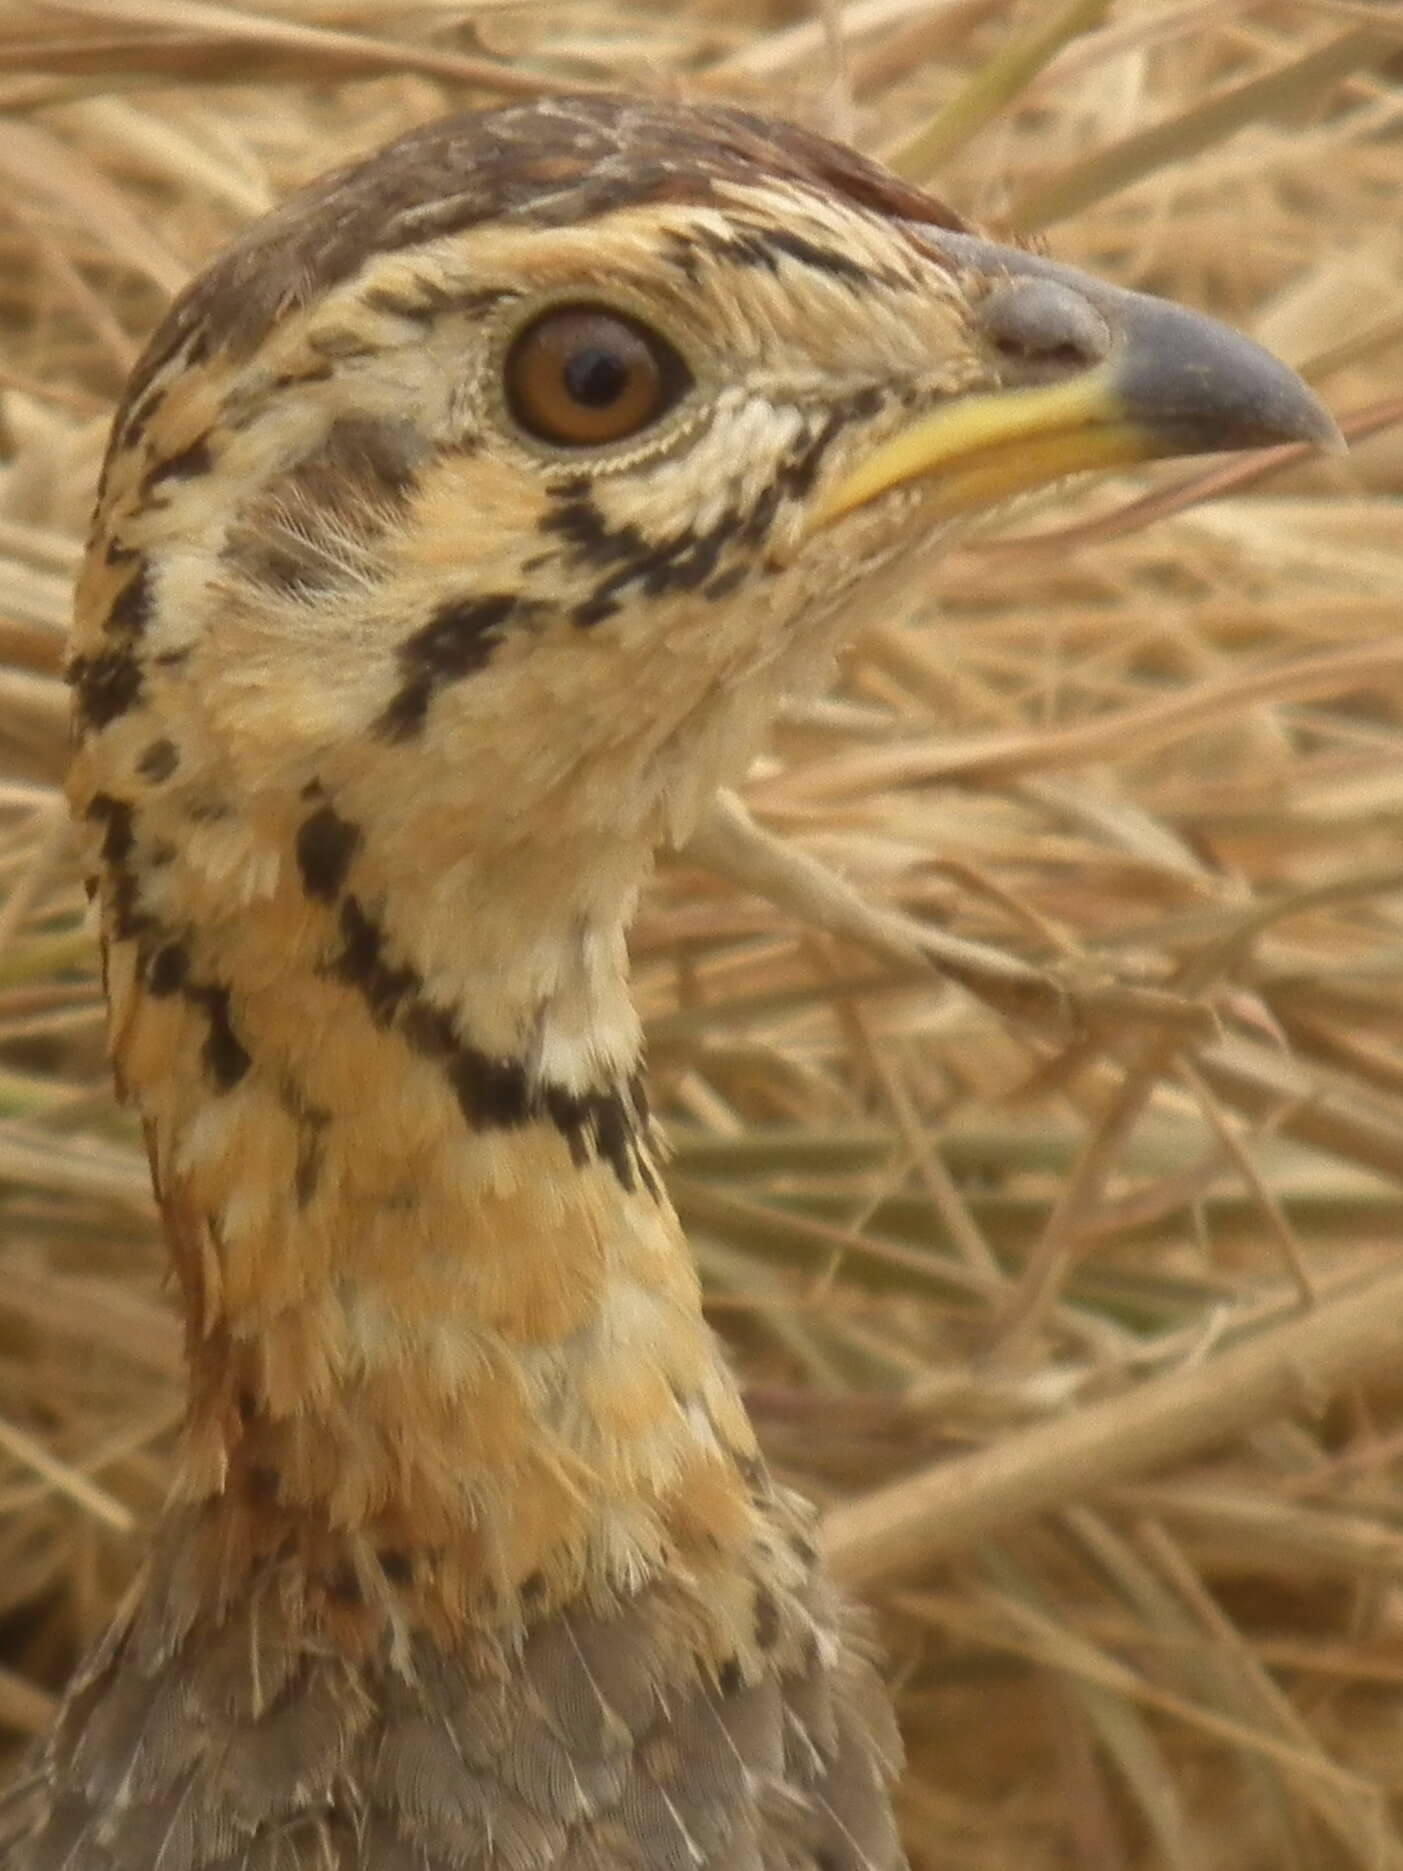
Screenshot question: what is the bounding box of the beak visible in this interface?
[811,230,1344,529]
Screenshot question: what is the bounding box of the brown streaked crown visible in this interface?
[120,94,969,421]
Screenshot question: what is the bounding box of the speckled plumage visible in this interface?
[3,91,1336,1871]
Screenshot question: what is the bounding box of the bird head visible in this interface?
[71,94,1338,909]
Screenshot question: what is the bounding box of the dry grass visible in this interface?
[0,1,1401,1864]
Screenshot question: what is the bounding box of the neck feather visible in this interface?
[75,758,759,1635]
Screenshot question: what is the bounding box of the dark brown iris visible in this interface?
[505,305,689,446]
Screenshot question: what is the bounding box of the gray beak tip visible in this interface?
[924,226,1347,463]
[1312,409,1351,457]
[1115,300,1346,459]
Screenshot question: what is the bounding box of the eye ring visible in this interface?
[504,304,691,448]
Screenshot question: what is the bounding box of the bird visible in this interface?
[1,91,1337,1871]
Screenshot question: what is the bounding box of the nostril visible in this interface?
[992,334,1091,368]
[979,277,1112,376]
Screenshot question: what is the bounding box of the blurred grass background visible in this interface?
[0,2,1401,1865]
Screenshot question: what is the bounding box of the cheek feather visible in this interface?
[401,451,551,582]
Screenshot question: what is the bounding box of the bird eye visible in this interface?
[505,306,689,447]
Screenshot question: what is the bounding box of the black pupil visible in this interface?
[562,344,631,408]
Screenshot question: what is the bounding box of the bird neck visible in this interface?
[85,779,761,1635]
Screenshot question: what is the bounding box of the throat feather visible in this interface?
[82,785,756,1628]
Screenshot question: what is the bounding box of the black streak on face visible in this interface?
[543,1083,637,1192]
[89,796,252,1093]
[542,497,652,569]
[333,896,423,1025]
[87,793,136,866]
[295,803,362,902]
[147,941,190,997]
[192,984,252,1090]
[115,383,166,459]
[142,436,214,497]
[376,592,521,740]
[542,388,887,629]
[544,494,731,629]
[447,1049,533,1131]
[71,649,144,731]
[137,737,180,782]
[364,281,511,326]
[107,871,152,944]
[105,559,154,639]
[671,224,886,291]
[87,794,152,946]
[333,895,645,1191]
